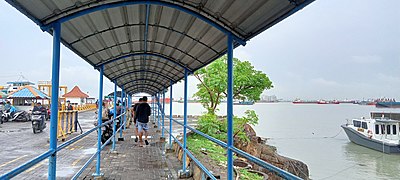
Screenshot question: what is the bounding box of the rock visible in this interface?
[235,124,310,180]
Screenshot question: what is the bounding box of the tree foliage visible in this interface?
[197,110,259,143]
[193,55,273,114]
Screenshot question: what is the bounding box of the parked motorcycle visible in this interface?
[0,110,3,124]
[1,110,30,122]
[31,111,46,133]
[94,119,113,144]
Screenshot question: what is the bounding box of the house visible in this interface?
[62,86,89,105]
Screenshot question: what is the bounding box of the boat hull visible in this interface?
[341,125,400,153]
[376,102,400,108]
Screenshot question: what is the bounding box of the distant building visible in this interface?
[261,95,278,102]
[62,86,89,105]
[6,81,35,94]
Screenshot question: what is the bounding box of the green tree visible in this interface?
[193,55,273,114]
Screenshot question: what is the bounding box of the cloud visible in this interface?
[376,73,400,83]
[350,55,382,64]
[311,77,340,86]
[234,48,252,61]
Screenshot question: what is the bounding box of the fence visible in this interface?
[0,112,126,179]
[57,110,79,140]
[153,99,302,180]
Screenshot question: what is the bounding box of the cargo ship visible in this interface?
[376,101,400,108]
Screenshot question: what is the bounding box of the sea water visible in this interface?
[164,102,400,179]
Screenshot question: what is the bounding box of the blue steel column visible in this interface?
[151,96,155,124]
[48,22,61,180]
[162,89,165,138]
[182,69,188,172]
[112,82,117,151]
[119,88,124,139]
[227,35,234,180]
[157,93,160,129]
[94,65,104,177]
[169,81,173,148]
[123,92,126,130]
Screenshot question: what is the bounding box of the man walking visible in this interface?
[135,96,151,146]
[132,98,142,142]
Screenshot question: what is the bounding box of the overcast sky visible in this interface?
[1,1,400,101]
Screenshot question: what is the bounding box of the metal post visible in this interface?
[169,81,173,148]
[152,96,155,124]
[119,88,124,140]
[93,65,104,177]
[157,93,160,128]
[112,82,117,151]
[48,22,61,180]
[227,35,234,180]
[123,92,126,130]
[162,89,165,138]
[182,69,189,174]
[158,93,161,129]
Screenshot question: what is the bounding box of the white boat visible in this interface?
[341,112,400,153]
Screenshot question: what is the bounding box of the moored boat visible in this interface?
[376,101,400,108]
[342,112,400,153]
[233,101,254,105]
[292,99,319,104]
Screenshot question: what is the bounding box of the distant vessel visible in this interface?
[292,99,340,104]
[292,99,319,104]
[376,101,400,108]
[233,101,254,105]
[342,112,400,153]
[317,100,339,104]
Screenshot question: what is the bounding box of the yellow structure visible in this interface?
[57,110,78,141]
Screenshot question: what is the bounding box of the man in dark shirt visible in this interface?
[32,102,46,127]
[135,96,151,146]
[132,98,142,142]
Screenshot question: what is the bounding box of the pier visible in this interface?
[1,1,314,179]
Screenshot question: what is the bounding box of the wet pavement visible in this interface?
[0,110,199,179]
[0,110,98,179]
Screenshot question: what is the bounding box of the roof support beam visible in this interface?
[40,1,246,45]
[130,88,156,95]
[95,52,191,73]
[124,83,162,93]
[112,69,175,84]
[120,78,167,89]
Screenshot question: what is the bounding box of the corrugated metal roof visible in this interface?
[6,0,314,95]
[8,86,50,99]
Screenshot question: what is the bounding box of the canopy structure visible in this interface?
[8,86,50,99]
[6,0,313,95]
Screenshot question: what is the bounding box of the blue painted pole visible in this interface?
[123,92,126,131]
[94,65,104,177]
[227,35,234,180]
[182,69,188,172]
[119,88,124,138]
[112,82,117,151]
[157,93,160,129]
[162,89,165,138]
[157,93,162,129]
[151,96,155,124]
[169,81,173,148]
[48,22,61,180]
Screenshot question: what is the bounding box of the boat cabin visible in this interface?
[351,117,400,142]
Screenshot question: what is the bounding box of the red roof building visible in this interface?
[63,86,89,98]
[62,86,89,105]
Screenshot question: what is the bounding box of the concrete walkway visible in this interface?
[79,119,186,180]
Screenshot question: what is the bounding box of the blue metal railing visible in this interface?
[154,101,302,180]
[0,113,125,179]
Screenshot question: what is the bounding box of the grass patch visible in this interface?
[187,134,227,166]
[239,169,264,180]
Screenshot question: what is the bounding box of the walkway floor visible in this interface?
[79,118,187,180]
